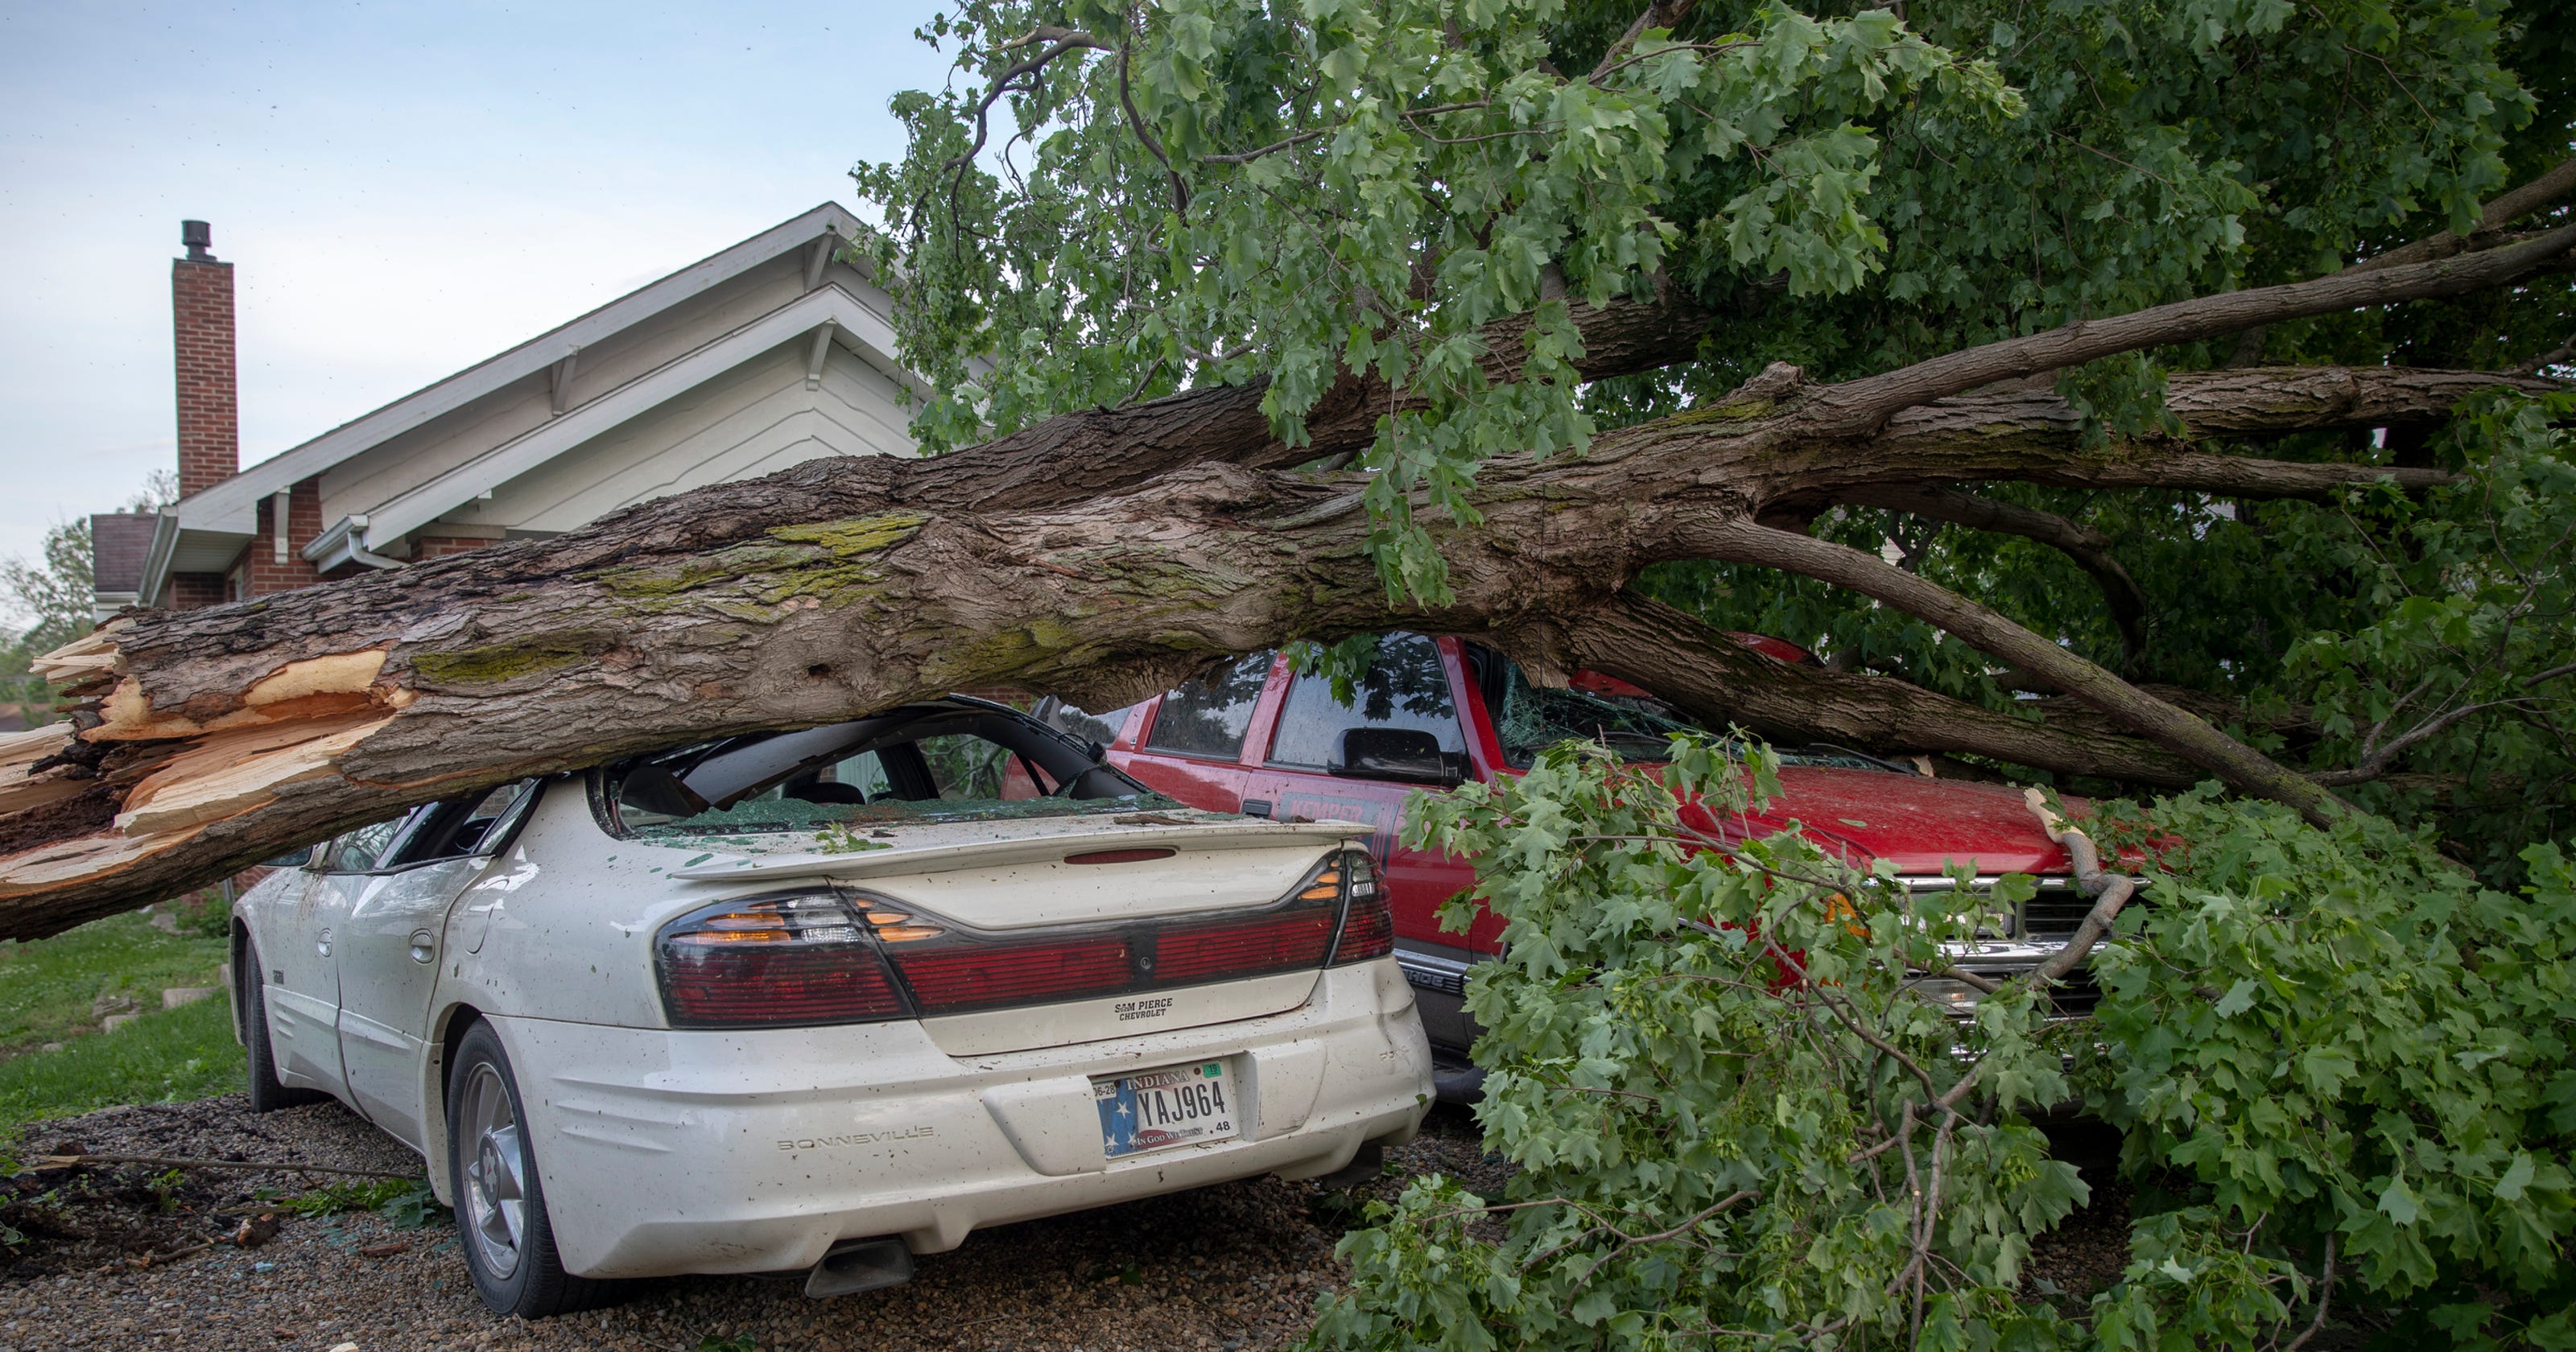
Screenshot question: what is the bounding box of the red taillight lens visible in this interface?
[658,850,1387,1028]
[1330,851,1394,963]
[1156,908,1337,983]
[890,935,1133,1013]
[657,892,909,1028]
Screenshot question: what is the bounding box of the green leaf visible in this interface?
[2494,1152,2535,1203]
[2379,1177,2421,1226]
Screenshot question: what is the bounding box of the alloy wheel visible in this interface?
[457,1061,526,1280]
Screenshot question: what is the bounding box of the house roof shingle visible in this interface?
[91,513,160,594]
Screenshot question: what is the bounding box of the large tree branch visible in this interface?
[2346,156,2576,274]
[590,283,1720,534]
[1683,519,2347,826]
[1544,593,2201,785]
[0,365,2530,937]
[1835,484,2151,661]
[1597,365,2498,513]
[1803,225,2576,434]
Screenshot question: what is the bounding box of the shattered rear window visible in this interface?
[625,793,1175,840]
[604,703,1174,838]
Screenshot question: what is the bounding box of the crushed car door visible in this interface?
[333,781,540,1151]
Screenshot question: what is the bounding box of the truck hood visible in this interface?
[1723,767,2075,876]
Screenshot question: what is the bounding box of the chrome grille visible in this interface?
[2018,886,2097,937]
[1946,962,2102,1016]
[1895,874,2088,938]
[1899,874,2100,1019]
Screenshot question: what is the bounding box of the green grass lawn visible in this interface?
[0,906,244,1144]
[0,907,231,1052]
[0,993,244,1141]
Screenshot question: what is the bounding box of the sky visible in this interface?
[0,0,947,575]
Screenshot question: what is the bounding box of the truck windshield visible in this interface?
[1487,657,1900,773]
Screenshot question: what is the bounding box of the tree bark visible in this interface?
[1683,519,2347,826]
[1802,225,2576,434]
[1550,592,2202,785]
[2345,156,2576,274]
[1,361,2520,937]
[852,283,1719,515]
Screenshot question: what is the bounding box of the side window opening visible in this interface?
[914,732,1059,802]
[1033,695,1141,749]
[1266,634,1465,769]
[323,813,419,874]
[370,780,543,872]
[1142,653,1273,760]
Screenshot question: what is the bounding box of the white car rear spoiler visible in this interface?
[666,817,1374,883]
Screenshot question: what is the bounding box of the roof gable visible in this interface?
[140,202,926,599]
[171,202,868,538]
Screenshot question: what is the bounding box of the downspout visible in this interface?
[342,516,404,570]
[301,514,405,572]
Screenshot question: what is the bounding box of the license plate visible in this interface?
[1094,1060,1239,1159]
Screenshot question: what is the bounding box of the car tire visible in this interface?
[238,940,325,1114]
[445,1020,610,1318]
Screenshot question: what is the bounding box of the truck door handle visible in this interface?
[1241,799,1274,818]
[408,930,437,964]
[316,928,332,958]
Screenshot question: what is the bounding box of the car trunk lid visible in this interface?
[663,810,1374,1054]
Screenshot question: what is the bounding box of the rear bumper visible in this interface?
[492,959,1430,1278]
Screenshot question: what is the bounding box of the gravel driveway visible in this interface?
[1,1094,1512,1352]
[3,1095,2130,1352]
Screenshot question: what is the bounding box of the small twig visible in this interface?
[31,1152,418,1181]
[1115,31,1190,216]
[1567,1189,1760,1288]
[2282,1234,2337,1352]
[103,1239,216,1271]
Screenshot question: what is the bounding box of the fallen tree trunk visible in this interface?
[0,361,2530,938]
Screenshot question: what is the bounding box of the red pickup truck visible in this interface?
[1046,633,2088,1096]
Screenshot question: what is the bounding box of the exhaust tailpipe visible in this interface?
[804,1237,914,1298]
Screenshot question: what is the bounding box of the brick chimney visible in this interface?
[172,220,237,498]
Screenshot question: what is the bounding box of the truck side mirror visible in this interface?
[1333,728,1465,786]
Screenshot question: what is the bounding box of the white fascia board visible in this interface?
[171,202,865,536]
[357,282,906,550]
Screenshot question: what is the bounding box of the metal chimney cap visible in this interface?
[181,220,215,262]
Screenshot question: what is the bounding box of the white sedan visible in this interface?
[229,695,1431,1317]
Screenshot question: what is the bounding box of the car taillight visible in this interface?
[889,934,1133,1013]
[654,848,1391,1029]
[657,892,908,1028]
[1328,850,1394,963]
[1156,907,1338,983]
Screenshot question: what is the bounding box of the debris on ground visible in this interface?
[1,1093,2137,1350]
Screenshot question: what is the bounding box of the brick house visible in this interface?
[96,205,919,617]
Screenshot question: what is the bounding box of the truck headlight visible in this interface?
[1906,977,1986,1014]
